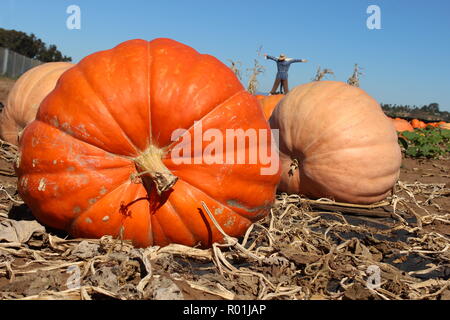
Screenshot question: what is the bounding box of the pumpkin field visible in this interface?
[0,135,449,300]
[0,40,449,301]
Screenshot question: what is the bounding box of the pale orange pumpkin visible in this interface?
[0,62,73,145]
[269,81,402,204]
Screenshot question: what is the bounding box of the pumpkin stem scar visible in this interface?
[134,144,178,195]
[288,158,299,176]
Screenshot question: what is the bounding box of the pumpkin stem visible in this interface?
[288,158,299,176]
[134,145,178,195]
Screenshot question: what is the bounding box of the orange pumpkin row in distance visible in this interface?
[387,117,447,132]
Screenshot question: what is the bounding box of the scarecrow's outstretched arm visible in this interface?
[265,54,278,61]
[289,58,308,63]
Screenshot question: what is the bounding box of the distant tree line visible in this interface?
[381,102,449,121]
[0,28,72,62]
[381,103,440,114]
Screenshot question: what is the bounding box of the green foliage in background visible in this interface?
[398,128,450,158]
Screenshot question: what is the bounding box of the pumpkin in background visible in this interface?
[269,81,402,204]
[15,38,280,248]
[440,122,450,130]
[0,62,73,145]
[410,119,426,129]
[256,94,285,119]
[427,121,446,128]
[410,119,420,128]
[391,118,414,132]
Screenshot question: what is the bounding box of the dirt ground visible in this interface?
[0,140,448,300]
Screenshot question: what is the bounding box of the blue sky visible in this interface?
[1,0,450,111]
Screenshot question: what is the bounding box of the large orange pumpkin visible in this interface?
[269,81,402,204]
[256,94,285,120]
[0,62,73,145]
[16,38,280,248]
[391,118,414,132]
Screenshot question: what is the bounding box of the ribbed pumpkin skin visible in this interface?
[257,95,285,120]
[16,38,280,248]
[391,118,414,132]
[0,62,73,145]
[269,81,402,204]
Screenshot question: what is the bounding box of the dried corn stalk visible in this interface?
[313,66,334,81]
[347,64,364,87]
[228,59,242,81]
[247,59,265,95]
